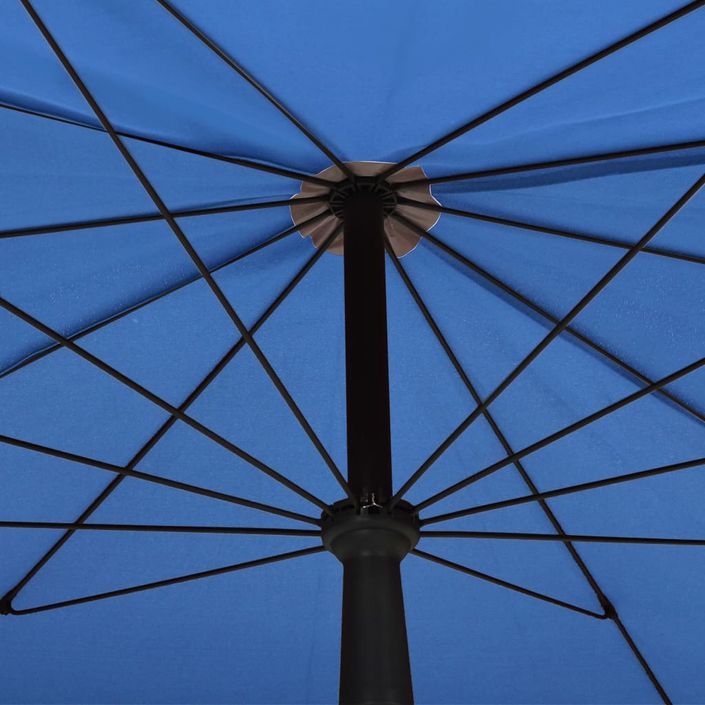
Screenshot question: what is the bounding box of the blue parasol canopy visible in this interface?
[1,1,705,703]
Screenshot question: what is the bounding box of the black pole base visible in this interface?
[322,502,419,705]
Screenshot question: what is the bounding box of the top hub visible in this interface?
[328,177,398,219]
[289,161,440,256]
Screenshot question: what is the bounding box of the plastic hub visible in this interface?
[322,500,420,562]
[328,177,398,220]
[290,161,439,256]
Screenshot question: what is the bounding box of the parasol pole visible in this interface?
[323,187,415,705]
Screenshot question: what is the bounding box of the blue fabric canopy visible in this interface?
[1,1,705,703]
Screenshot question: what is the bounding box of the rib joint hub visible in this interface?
[321,500,419,562]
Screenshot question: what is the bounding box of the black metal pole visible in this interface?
[343,191,393,504]
[339,552,413,705]
[336,189,414,704]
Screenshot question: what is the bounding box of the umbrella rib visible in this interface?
[378,0,705,180]
[0,195,327,241]
[0,432,319,525]
[154,0,353,180]
[415,354,705,514]
[421,531,705,546]
[18,1,352,504]
[0,99,334,187]
[0,294,330,513]
[2,546,325,616]
[0,521,321,536]
[399,197,705,268]
[0,209,329,382]
[611,618,673,705]
[394,138,705,188]
[413,547,670,701]
[421,456,705,526]
[0,234,336,605]
[389,171,705,507]
[410,549,606,619]
[414,229,705,428]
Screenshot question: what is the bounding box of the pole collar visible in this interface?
[322,500,420,562]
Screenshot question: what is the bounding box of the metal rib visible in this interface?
[0,521,320,536]
[398,197,705,268]
[0,99,333,187]
[0,432,319,525]
[410,549,606,619]
[395,139,705,188]
[0,195,326,240]
[4,546,324,615]
[379,0,705,180]
[420,531,705,546]
[421,456,705,526]
[154,0,353,180]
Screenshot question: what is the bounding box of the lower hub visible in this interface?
[322,500,420,563]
